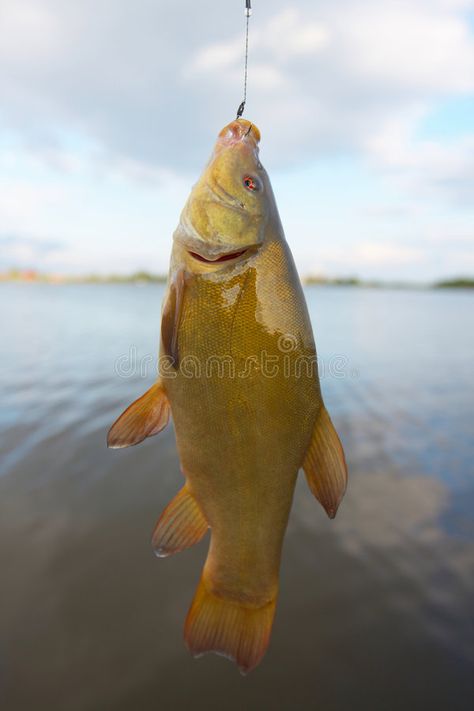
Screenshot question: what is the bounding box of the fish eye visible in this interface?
[243,175,260,192]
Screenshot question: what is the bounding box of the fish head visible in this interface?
[175,119,273,270]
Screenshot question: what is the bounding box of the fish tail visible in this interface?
[184,575,276,674]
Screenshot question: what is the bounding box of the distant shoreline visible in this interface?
[1,270,473,290]
[0,270,168,285]
[304,276,474,290]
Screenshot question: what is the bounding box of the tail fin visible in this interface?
[184,576,276,674]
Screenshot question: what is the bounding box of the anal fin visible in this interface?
[152,485,208,557]
[303,406,348,519]
[107,380,170,449]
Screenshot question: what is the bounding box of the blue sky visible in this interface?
[1,0,473,280]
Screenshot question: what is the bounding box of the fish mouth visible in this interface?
[188,248,248,264]
[218,119,261,146]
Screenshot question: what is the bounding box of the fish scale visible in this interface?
[108,118,348,673]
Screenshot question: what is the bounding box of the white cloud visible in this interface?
[0,0,472,173]
[188,41,242,74]
[0,180,66,229]
[0,234,63,268]
[261,9,330,58]
[367,119,474,203]
[338,1,474,92]
[188,8,329,76]
[0,0,473,277]
[0,1,62,64]
[353,242,423,265]
[180,0,474,201]
[302,241,424,277]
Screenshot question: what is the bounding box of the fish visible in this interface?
[107,118,348,673]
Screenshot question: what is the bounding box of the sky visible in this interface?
[1,0,473,280]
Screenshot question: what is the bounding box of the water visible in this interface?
[0,283,473,711]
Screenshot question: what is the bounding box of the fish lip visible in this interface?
[188,248,248,264]
[217,119,261,146]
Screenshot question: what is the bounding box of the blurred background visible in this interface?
[0,1,473,710]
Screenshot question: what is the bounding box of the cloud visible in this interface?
[337,1,474,92]
[0,1,473,277]
[367,121,474,204]
[300,241,424,279]
[295,228,474,281]
[0,2,63,65]
[0,178,67,232]
[1,0,473,175]
[351,242,423,266]
[317,470,448,551]
[182,1,474,171]
[264,9,330,58]
[0,234,64,268]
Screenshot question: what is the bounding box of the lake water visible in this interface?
[0,283,473,710]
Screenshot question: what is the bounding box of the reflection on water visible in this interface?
[0,283,473,710]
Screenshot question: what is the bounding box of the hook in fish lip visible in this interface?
[217,120,260,145]
[188,248,248,264]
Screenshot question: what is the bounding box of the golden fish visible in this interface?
[108,119,348,673]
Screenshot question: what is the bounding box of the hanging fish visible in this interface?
[108,119,348,673]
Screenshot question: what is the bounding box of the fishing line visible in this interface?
[236,1,252,119]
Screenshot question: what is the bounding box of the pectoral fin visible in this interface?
[303,406,348,519]
[107,380,170,449]
[152,484,208,557]
[161,269,187,367]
